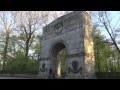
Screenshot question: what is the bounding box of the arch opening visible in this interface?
[51,42,67,79]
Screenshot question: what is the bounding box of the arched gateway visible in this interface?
[38,11,96,79]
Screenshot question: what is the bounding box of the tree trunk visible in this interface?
[25,40,30,59]
[3,33,9,70]
[105,24,120,54]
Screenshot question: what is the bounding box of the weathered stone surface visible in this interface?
[38,11,96,79]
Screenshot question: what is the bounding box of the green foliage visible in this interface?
[61,48,67,76]
[57,48,67,78]
[0,61,2,70]
[93,27,120,72]
[3,51,39,74]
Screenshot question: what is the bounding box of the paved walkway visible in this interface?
[0,76,38,79]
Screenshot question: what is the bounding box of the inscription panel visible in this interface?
[43,13,82,40]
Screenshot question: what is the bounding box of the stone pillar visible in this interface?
[83,12,96,79]
[38,59,50,79]
[65,12,96,79]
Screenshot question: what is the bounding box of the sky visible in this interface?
[91,11,120,42]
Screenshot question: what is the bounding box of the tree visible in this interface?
[91,11,120,54]
[93,26,120,72]
[31,35,42,60]
[13,11,49,59]
[0,11,16,70]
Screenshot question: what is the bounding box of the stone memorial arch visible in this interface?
[38,11,96,79]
